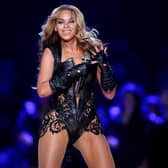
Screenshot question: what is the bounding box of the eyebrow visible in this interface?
[56,17,75,20]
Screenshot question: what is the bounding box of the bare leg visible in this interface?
[73,132,115,168]
[38,129,69,168]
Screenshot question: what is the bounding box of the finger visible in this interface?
[100,45,104,51]
[104,47,107,53]
[90,60,98,64]
[95,44,104,53]
[99,42,104,51]
[89,49,97,56]
[94,46,100,53]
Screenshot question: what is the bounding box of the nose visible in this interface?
[64,22,69,28]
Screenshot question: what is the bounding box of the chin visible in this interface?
[61,36,76,42]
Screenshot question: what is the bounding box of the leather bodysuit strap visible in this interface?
[47,42,62,70]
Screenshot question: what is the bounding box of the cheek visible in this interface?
[70,23,78,30]
[55,24,63,31]
[72,25,78,34]
[55,26,64,36]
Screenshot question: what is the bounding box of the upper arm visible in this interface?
[37,48,55,85]
[96,66,116,100]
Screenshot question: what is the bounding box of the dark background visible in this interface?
[0,0,168,167]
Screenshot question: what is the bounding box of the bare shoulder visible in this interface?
[37,47,55,84]
[40,47,54,63]
[38,47,55,74]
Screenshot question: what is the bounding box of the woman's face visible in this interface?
[55,10,78,42]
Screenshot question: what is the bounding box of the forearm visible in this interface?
[100,64,117,92]
[97,67,116,99]
[95,51,117,92]
[37,81,53,97]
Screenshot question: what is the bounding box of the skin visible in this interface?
[37,9,116,168]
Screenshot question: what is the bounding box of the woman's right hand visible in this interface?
[67,62,89,77]
[49,62,91,93]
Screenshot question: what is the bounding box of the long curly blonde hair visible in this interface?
[38,4,103,52]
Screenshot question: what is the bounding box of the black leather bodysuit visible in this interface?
[39,43,102,144]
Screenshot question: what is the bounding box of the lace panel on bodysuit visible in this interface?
[39,93,102,138]
[82,94,102,135]
[85,115,102,134]
[39,94,74,137]
[39,111,66,137]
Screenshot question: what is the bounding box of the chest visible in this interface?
[61,50,83,65]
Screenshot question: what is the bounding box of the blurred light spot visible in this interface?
[19,131,33,145]
[107,135,120,149]
[24,100,37,116]
[97,106,110,129]
[148,113,165,125]
[109,106,121,120]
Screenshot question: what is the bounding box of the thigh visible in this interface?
[73,132,115,168]
[38,129,69,168]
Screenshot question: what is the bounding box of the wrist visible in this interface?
[99,63,111,72]
[95,51,108,66]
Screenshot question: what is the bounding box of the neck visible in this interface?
[61,38,79,52]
